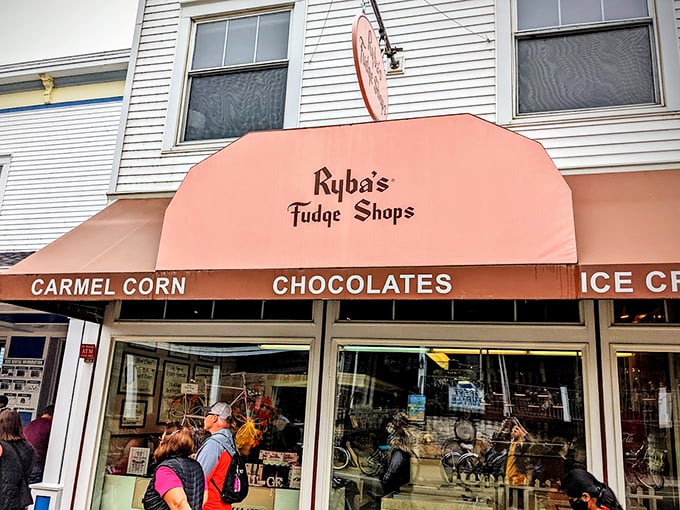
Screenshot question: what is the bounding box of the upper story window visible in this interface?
[184,11,291,141]
[515,0,659,115]
[163,0,304,150]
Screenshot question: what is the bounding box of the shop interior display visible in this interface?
[94,341,308,510]
[331,348,586,510]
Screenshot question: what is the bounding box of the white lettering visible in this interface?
[156,277,170,295]
[580,272,588,293]
[400,274,415,293]
[269,273,453,296]
[346,275,365,294]
[45,279,58,295]
[138,278,154,295]
[91,278,104,295]
[382,274,400,293]
[290,276,305,295]
[171,277,186,295]
[590,272,610,293]
[123,278,137,295]
[31,279,45,296]
[328,275,343,294]
[672,271,680,292]
[614,272,633,293]
[308,275,325,295]
[273,276,288,295]
[74,278,89,295]
[366,275,380,294]
[435,274,452,294]
[646,271,666,293]
[59,279,73,295]
[417,274,433,293]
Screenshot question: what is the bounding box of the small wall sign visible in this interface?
[79,344,97,363]
[352,13,388,121]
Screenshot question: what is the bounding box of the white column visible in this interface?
[33,318,100,510]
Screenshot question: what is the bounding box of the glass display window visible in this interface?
[329,346,585,510]
[617,351,680,509]
[91,340,310,510]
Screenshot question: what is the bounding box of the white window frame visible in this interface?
[598,300,680,506]
[496,0,680,124]
[162,0,305,152]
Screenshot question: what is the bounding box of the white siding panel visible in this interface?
[0,100,122,251]
[511,114,680,170]
[113,0,680,194]
[300,0,496,127]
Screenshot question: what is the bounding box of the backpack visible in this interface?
[210,450,249,504]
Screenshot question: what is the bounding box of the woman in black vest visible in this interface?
[0,408,35,510]
[143,424,206,510]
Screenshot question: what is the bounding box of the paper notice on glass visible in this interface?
[127,447,150,476]
[560,386,571,422]
[659,387,671,428]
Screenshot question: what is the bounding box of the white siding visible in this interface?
[300,0,496,125]
[115,0,212,195]
[114,0,680,193]
[0,100,122,251]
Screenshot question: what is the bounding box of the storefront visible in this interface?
[1,114,679,510]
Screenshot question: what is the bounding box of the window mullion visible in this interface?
[557,0,562,26]
[221,20,229,67]
[253,16,261,63]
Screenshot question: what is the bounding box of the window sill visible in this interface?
[160,138,238,156]
[502,103,676,129]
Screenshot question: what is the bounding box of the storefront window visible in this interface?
[617,352,680,509]
[92,340,309,510]
[330,346,585,510]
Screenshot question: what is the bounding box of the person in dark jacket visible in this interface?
[24,404,54,483]
[0,408,35,510]
[560,468,624,510]
[380,412,415,496]
[143,423,206,510]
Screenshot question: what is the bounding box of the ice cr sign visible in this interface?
[352,13,388,121]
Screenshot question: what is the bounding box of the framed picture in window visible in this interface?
[118,353,159,396]
[158,362,190,423]
[193,365,214,395]
[120,400,148,428]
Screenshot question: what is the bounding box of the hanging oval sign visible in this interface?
[352,13,389,121]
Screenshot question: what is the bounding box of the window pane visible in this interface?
[454,300,514,321]
[225,16,257,66]
[517,0,558,30]
[617,352,680,509]
[185,67,288,140]
[518,26,656,113]
[92,341,310,510]
[561,0,602,25]
[604,0,648,20]
[331,347,585,509]
[256,11,290,62]
[613,299,667,323]
[193,21,226,70]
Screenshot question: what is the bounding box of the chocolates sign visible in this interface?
[287,166,414,228]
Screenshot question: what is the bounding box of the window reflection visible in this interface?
[618,352,680,509]
[93,341,309,510]
[331,347,584,509]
